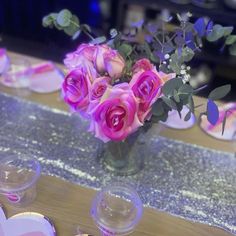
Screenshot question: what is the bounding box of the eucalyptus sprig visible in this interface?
[42,9,94,40]
[138,14,236,75]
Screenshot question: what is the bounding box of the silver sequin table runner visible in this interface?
[0,92,235,234]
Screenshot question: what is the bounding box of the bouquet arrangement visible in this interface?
[43,10,233,143]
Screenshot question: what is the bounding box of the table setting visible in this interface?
[0,7,236,236]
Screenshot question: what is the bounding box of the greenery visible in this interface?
[42,9,233,133]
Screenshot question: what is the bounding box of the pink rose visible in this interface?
[130,70,163,122]
[132,58,154,74]
[64,44,96,69]
[94,45,125,79]
[104,50,125,79]
[62,68,91,113]
[89,83,142,142]
[90,76,111,102]
[93,44,110,73]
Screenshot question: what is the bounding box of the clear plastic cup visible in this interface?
[91,183,143,236]
[0,155,41,207]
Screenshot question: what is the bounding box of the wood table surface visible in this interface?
[0,51,234,236]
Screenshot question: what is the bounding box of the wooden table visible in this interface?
[0,51,234,236]
[0,176,232,236]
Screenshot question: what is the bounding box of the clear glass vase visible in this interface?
[98,128,146,176]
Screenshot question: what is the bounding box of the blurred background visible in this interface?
[0,0,235,99]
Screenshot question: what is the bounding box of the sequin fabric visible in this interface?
[0,93,235,234]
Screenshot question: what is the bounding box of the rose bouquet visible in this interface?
[62,43,174,142]
[42,10,233,143]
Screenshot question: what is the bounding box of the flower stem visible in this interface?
[70,20,94,40]
[83,30,95,40]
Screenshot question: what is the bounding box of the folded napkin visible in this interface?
[200,102,236,140]
[161,105,196,129]
[0,205,56,236]
[0,48,10,74]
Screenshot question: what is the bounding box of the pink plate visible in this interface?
[0,60,64,93]
[29,62,64,93]
[200,102,236,141]
[0,205,56,236]
[161,106,196,130]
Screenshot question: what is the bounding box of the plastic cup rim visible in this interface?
[90,182,143,234]
[0,155,41,193]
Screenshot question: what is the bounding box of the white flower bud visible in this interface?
[164,54,170,59]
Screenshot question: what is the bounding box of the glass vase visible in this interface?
[98,128,146,176]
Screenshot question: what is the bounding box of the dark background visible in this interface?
[0,0,235,99]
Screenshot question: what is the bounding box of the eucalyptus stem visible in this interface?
[166,32,177,44]
[153,35,163,47]
[83,30,95,40]
[70,20,94,40]
[162,21,165,44]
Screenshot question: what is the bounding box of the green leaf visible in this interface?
[82,24,91,33]
[112,32,122,47]
[125,60,133,72]
[107,39,115,48]
[90,36,107,45]
[196,36,203,48]
[223,26,234,36]
[178,84,194,95]
[72,30,81,40]
[42,16,51,27]
[64,25,77,36]
[152,109,169,122]
[159,64,168,73]
[118,44,132,57]
[188,96,194,112]
[42,14,55,27]
[206,24,225,42]
[181,47,194,62]
[174,90,180,103]
[152,100,165,116]
[54,21,64,30]
[176,13,182,22]
[63,15,80,36]
[143,42,153,58]
[180,95,190,105]
[49,13,58,20]
[229,43,236,56]
[225,35,236,45]
[207,99,219,125]
[162,97,177,110]
[169,53,181,74]
[150,53,158,63]
[110,28,118,38]
[71,15,80,25]
[162,78,183,97]
[184,110,192,121]
[208,84,231,100]
[57,9,72,27]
